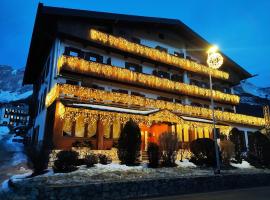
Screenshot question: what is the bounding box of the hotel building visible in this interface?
[23,4,267,151]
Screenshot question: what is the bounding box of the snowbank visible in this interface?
[230,161,254,169]
[0,90,32,102]
[0,126,9,140]
[176,159,196,168]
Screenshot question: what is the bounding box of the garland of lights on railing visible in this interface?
[58,55,239,104]
[46,84,265,126]
[89,29,229,80]
[60,105,231,134]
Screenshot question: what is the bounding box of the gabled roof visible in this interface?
[23,3,252,84]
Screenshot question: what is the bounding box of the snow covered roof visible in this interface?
[70,103,159,115]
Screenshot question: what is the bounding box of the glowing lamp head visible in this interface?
[207,45,219,54]
[207,45,223,69]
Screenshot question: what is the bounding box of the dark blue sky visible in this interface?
[0,0,270,87]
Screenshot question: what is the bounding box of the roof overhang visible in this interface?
[23,3,252,84]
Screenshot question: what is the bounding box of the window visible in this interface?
[171,74,182,82]
[112,89,128,94]
[153,70,170,79]
[106,58,111,65]
[125,62,142,73]
[66,80,79,86]
[174,51,184,58]
[64,47,84,58]
[155,46,167,52]
[174,99,182,104]
[191,102,203,107]
[4,115,8,118]
[131,91,145,97]
[157,96,173,102]
[131,37,141,44]
[85,52,103,63]
[92,84,105,90]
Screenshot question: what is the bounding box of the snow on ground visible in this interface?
[6,135,27,165]
[0,90,32,102]
[230,161,254,169]
[0,126,9,140]
[176,159,196,168]
[0,125,28,186]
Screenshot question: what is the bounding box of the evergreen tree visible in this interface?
[117,120,141,165]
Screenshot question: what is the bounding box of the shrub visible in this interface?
[53,150,79,173]
[229,128,246,163]
[72,140,92,148]
[84,154,99,167]
[178,142,190,162]
[147,142,160,168]
[190,138,216,167]
[98,154,112,165]
[158,132,178,167]
[247,131,270,168]
[220,139,235,166]
[24,144,50,176]
[117,120,141,166]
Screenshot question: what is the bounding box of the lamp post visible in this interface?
[207,45,223,174]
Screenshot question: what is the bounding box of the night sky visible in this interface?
[0,0,270,87]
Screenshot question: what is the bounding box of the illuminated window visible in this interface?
[75,115,85,137]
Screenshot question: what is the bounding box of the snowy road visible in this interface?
[0,126,28,183]
[146,186,270,200]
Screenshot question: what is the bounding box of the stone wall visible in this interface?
[7,173,270,200]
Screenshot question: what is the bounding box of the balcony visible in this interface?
[89,29,229,80]
[45,84,265,127]
[57,55,240,105]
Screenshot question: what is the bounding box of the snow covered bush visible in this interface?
[158,132,178,167]
[117,120,141,166]
[98,154,112,165]
[229,128,246,163]
[53,150,79,173]
[247,131,270,168]
[190,138,216,167]
[24,143,50,176]
[147,142,160,168]
[85,154,99,167]
[220,139,235,166]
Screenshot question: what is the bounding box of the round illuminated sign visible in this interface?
[207,52,223,69]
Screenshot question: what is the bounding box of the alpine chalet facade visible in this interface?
[23,4,267,150]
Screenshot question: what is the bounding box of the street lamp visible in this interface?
[207,45,223,174]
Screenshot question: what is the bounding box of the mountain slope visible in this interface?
[0,65,32,103]
[234,80,270,117]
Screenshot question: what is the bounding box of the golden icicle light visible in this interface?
[89,29,229,80]
[47,84,265,126]
[58,55,239,104]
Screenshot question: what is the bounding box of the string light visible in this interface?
[60,105,230,132]
[47,84,265,126]
[58,55,239,104]
[89,29,229,80]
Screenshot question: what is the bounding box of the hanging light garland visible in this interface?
[61,105,231,131]
[58,55,239,104]
[46,83,265,126]
[89,29,229,80]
